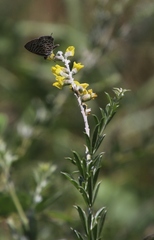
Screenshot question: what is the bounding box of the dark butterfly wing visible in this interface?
[37,36,54,56]
[24,35,59,58]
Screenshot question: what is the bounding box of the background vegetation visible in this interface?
[0,0,154,239]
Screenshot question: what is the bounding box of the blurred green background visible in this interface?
[0,0,154,239]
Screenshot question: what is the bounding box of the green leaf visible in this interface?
[95,207,106,219]
[87,210,92,234]
[92,182,101,205]
[82,157,87,176]
[86,160,95,177]
[93,153,103,170]
[61,172,79,189]
[65,156,76,165]
[92,124,99,152]
[95,208,107,237]
[92,224,98,240]
[72,228,85,240]
[93,167,101,188]
[93,134,105,154]
[87,176,93,205]
[75,205,88,235]
[99,117,105,131]
[92,114,100,125]
[79,186,90,205]
[106,112,116,125]
[105,92,112,105]
[105,103,111,115]
[72,151,84,176]
[100,108,106,119]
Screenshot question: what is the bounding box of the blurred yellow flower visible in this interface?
[65,46,75,57]
[51,65,65,76]
[53,81,63,89]
[46,53,55,60]
[81,89,97,102]
[72,62,84,73]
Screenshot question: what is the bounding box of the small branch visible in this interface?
[7,180,29,230]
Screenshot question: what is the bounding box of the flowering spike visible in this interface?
[51,46,97,120]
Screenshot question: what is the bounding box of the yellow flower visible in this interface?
[72,62,84,73]
[88,89,97,99]
[65,46,75,57]
[72,81,89,94]
[81,89,97,102]
[53,75,73,89]
[51,65,65,75]
[74,81,89,89]
[55,75,65,82]
[46,53,55,60]
[53,75,66,89]
[53,82,63,89]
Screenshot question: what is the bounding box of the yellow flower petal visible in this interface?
[55,75,65,82]
[88,89,97,99]
[65,46,75,57]
[74,81,89,89]
[80,83,89,89]
[51,65,66,78]
[73,62,84,71]
[81,89,97,102]
[53,82,63,89]
[46,53,55,60]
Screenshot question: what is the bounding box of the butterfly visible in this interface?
[24,35,59,59]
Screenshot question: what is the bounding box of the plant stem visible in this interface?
[7,180,29,230]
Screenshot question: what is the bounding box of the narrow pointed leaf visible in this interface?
[93,168,101,188]
[92,114,100,125]
[65,156,76,165]
[61,172,79,189]
[105,103,111,115]
[93,153,103,172]
[105,92,112,105]
[75,205,88,234]
[99,117,105,131]
[87,210,92,233]
[92,124,99,152]
[79,186,90,205]
[100,108,106,119]
[72,228,85,240]
[93,135,105,154]
[95,207,106,219]
[87,176,93,205]
[92,224,98,240]
[92,181,101,205]
[82,157,87,176]
[72,151,84,176]
[96,208,107,237]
